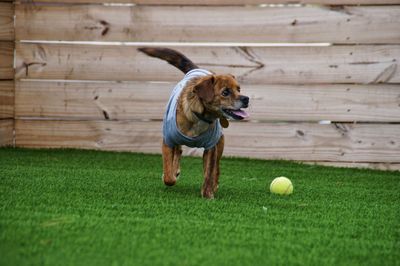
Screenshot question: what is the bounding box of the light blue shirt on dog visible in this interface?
[163,69,222,150]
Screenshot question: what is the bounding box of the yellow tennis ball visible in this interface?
[270,176,293,195]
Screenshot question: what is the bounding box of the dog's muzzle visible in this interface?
[222,95,250,120]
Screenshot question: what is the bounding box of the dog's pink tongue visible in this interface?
[232,109,249,119]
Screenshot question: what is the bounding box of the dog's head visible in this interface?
[193,74,249,120]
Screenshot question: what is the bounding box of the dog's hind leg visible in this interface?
[162,141,177,186]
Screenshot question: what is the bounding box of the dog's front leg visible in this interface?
[162,141,177,186]
[172,145,182,179]
[202,146,218,199]
[214,135,224,193]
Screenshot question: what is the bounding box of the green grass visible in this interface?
[0,148,399,266]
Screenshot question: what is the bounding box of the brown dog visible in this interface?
[138,47,249,199]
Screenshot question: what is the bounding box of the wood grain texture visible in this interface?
[0,3,14,41]
[15,44,400,84]
[15,5,400,44]
[15,81,171,121]
[0,119,13,147]
[15,120,400,163]
[0,41,14,80]
[17,0,400,4]
[15,81,400,122]
[225,122,400,163]
[0,80,14,119]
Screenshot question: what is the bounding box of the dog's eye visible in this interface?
[221,88,231,97]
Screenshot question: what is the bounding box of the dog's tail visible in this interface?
[138,47,199,74]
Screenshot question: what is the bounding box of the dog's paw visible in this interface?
[202,192,214,199]
[162,173,177,186]
[201,187,214,199]
[213,184,219,193]
[164,179,177,186]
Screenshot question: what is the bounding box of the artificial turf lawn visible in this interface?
[0,148,399,266]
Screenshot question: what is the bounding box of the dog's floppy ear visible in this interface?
[194,75,215,103]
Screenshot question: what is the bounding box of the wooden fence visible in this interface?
[1,0,400,170]
[0,1,14,147]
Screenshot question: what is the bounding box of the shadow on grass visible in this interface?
[158,181,264,202]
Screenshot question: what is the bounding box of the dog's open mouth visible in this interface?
[222,108,249,120]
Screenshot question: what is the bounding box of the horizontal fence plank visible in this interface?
[226,122,400,163]
[0,41,14,80]
[15,81,171,121]
[17,0,400,5]
[0,3,14,41]
[15,81,400,122]
[0,81,14,119]
[15,120,400,163]
[0,119,13,147]
[15,44,400,84]
[15,5,400,44]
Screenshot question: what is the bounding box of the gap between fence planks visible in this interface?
[15,119,400,163]
[15,81,400,122]
[15,4,400,44]
[15,44,400,84]
[304,162,400,171]
[0,41,14,80]
[16,0,400,5]
[0,2,14,41]
[0,81,14,119]
[0,119,13,147]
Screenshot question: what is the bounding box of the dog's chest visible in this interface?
[180,121,211,138]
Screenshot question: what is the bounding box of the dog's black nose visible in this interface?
[240,96,249,108]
